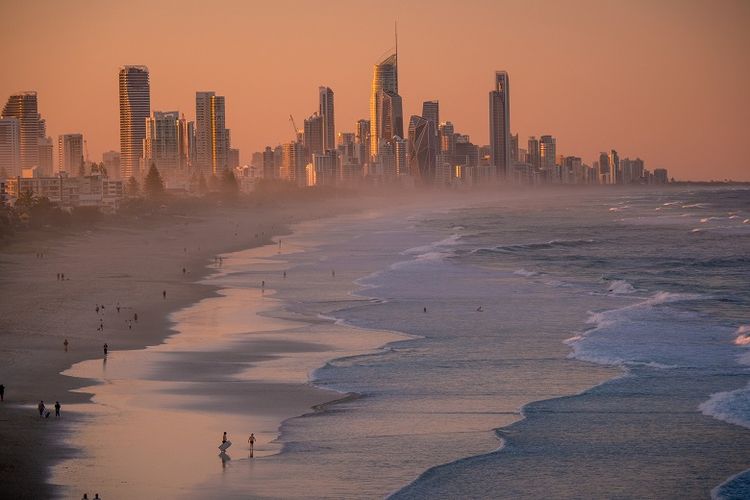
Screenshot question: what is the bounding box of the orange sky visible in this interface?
[1,0,748,180]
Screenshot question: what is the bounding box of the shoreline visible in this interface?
[0,198,365,498]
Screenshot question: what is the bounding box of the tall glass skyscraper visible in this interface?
[118,66,150,180]
[489,71,510,179]
[318,87,335,152]
[2,91,40,172]
[369,53,398,158]
[195,92,229,176]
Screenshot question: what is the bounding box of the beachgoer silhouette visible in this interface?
[134,313,138,322]
[55,401,61,417]
[64,339,69,351]
[38,400,45,417]
[248,433,256,454]
[163,290,166,299]
[222,432,228,444]
[116,305,120,313]
[103,344,108,356]
[423,307,427,313]
[283,271,286,279]
[61,273,64,280]
[82,494,88,499]
[96,305,99,314]
[182,267,186,275]
[94,494,100,500]
[0,384,4,401]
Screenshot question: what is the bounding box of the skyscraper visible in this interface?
[2,92,40,172]
[540,135,557,176]
[489,71,511,179]
[319,87,335,152]
[355,119,371,166]
[118,66,150,180]
[369,53,398,158]
[408,115,437,183]
[439,122,455,159]
[0,117,20,177]
[377,90,403,144]
[281,141,306,186]
[609,149,620,184]
[421,101,439,131]
[144,111,187,176]
[58,134,84,175]
[262,146,275,179]
[528,136,540,170]
[303,113,324,159]
[195,92,229,176]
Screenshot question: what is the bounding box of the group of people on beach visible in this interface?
[81,493,102,499]
[37,400,61,418]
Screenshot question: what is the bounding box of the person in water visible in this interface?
[222,432,228,444]
[248,433,256,453]
[38,400,45,417]
[54,401,61,417]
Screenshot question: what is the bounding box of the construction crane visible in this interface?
[289,114,301,142]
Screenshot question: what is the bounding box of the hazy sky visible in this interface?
[1,0,748,180]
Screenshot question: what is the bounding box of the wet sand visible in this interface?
[0,200,362,499]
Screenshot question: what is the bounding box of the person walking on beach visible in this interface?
[103,343,108,356]
[248,433,256,455]
[38,400,45,417]
[0,384,4,401]
[64,339,69,351]
[134,312,138,322]
[163,290,166,299]
[54,401,61,417]
[82,494,88,499]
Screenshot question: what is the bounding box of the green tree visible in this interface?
[143,163,165,199]
[126,176,140,197]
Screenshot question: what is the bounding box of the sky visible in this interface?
[1,0,749,181]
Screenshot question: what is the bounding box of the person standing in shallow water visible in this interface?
[55,401,61,417]
[103,344,108,356]
[248,433,256,456]
[38,400,45,417]
[0,384,4,401]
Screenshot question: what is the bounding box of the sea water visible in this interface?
[203,186,749,499]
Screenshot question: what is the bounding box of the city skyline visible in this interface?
[1,0,748,180]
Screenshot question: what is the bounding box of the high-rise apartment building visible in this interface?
[608,150,620,184]
[319,87,335,152]
[261,147,275,179]
[0,117,20,177]
[527,136,540,170]
[540,135,557,176]
[281,141,306,186]
[439,122,456,159]
[422,101,439,130]
[58,134,84,175]
[118,66,150,180]
[377,90,403,144]
[303,113,324,158]
[355,119,371,166]
[510,133,519,162]
[2,92,40,172]
[144,111,189,176]
[369,53,398,158]
[408,115,437,183]
[489,71,511,178]
[195,91,229,176]
[37,118,54,176]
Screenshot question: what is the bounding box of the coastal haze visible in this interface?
[1,1,750,500]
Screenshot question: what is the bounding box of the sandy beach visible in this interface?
[0,197,367,499]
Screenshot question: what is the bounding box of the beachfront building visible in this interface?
[369,53,399,159]
[4,174,124,211]
[489,71,511,180]
[408,115,437,184]
[0,117,20,177]
[195,91,229,177]
[58,134,84,175]
[319,86,335,152]
[143,111,190,181]
[118,66,150,181]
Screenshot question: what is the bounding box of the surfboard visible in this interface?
[218,440,232,451]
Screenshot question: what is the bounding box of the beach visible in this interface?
[0,197,367,498]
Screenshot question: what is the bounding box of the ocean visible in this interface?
[252,186,750,498]
[53,186,750,499]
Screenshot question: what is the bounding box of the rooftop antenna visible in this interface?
[394,20,398,70]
